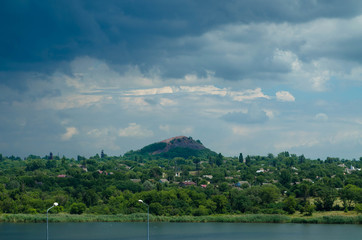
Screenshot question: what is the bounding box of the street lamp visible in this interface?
[46,202,58,240]
[138,199,149,240]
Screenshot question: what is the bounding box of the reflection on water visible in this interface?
[0,222,361,240]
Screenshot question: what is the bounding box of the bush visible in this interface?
[70,203,87,214]
[192,205,209,216]
[355,203,362,214]
[302,202,315,216]
[25,208,37,214]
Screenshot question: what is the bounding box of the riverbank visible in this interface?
[1,212,361,224]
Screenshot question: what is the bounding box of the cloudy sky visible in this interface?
[1,0,362,159]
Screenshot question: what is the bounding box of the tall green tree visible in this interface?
[239,153,244,163]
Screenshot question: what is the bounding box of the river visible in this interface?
[0,222,361,240]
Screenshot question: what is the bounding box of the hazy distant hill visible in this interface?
[126,136,217,159]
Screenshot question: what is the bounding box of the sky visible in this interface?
[1,0,362,160]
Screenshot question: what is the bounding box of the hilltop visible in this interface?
[126,136,217,159]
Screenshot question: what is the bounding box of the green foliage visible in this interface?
[70,203,87,214]
[339,184,362,209]
[355,203,362,213]
[0,150,360,217]
[283,196,297,214]
[140,142,167,154]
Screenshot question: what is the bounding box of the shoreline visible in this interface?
[1,213,361,224]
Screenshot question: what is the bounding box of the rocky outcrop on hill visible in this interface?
[138,136,215,158]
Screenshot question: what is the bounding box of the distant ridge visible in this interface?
[130,136,216,159]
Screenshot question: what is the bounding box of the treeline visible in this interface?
[0,152,362,216]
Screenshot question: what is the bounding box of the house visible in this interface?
[180,181,196,187]
[203,175,213,179]
[159,179,169,184]
[302,178,314,183]
[235,181,250,188]
[130,179,141,183]
[345,165,362,174]
[189,171,199,176]
[57,174,67,178]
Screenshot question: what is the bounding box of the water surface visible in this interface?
[0,222,361,240]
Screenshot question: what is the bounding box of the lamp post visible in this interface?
[138,199,149,240]
[46,202,58,240]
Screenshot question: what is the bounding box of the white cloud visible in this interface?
[87,128,121,151]
[274,131,320,150]
[276,91,295,102]
[39,95,105,110]
[120,85,270,103]
[179,85,228,96]
[329,130,362,145]
[118,123,153,137]
[231,126,256,136]
[181,127,193,135]
[87,128,109,137]
[159,124,170,132]
[230,88,270,102]
[61,127,79,140]
[124,86,174,96]
[263,109,275,119]
[272,49,301,71]
[315,113,328,121]
[160,98,177,106]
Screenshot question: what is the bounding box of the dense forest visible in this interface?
[0,147,362,217]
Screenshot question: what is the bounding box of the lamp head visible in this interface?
[138,199,143,203]
[53,202,59,206]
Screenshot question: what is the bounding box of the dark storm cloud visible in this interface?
[1,0,362,81]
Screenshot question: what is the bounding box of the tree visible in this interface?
[283,196,297,214]
[280,169,291,187]
[215,153,223,166]
[82,189,99,207]
[298,154,306,164]
[229,190,252,213]
[143,181,154,191]
[259,185,280,205]
[302,201,315,216]
[339,184,362,209]
[244,155,251,167]
[212,195,228,213]
[26,159,45,171]
[239,153,244,163]
[150,202,164,215]
[315,185,338,211]
[219,182,230,192]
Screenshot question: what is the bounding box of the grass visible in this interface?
[1,212,361,224]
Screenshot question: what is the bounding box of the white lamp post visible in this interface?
[138,199,149,240]
[46,202,58,240]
